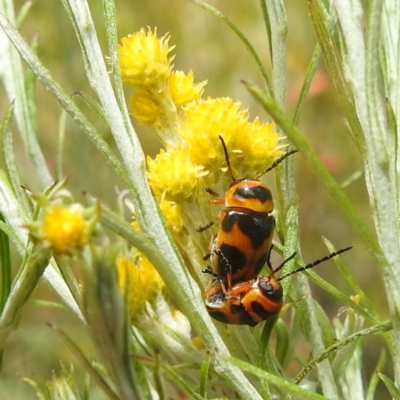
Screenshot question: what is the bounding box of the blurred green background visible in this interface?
[0,0,386,398]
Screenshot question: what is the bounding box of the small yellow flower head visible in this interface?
[39,205,90,253]
[179,97,284,178]
[178,98,249,169]
[128,89,161,125]
[233,118,284,177]
[119,28,175,87]
[168,71,207,108]
[117,254,164,319]
[159,199,184,234]
[147,146,206,202]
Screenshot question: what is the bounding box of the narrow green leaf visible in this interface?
[282,308,303,369]
[1,103,32,214]
[0,218,25,256]
[314,301,335,348]
[258,0,273,62]
[263,0,287,108]
[29,300,68,310]
[103,0,129,117]
[56,110,67,181]
[292,44,321,126]
[303,269,378,324]
[71,91,108,124]
[54,257,82,309]
[295,320,392,384]
[378,372,400,398]
[190,0,271,92]
[127,341,154,399]
[54,326,120,400]
[16,0,34,28]
[224,355,327,399]
[0,213,11,313]
[322,237,379,321]
[366,350,387,400]
[308,0,365,150]
[259,314,280,373]
[199,352,211,398]
[274,320,289,370]
[292,282,339,398]
[279,205,298,293]
[0,245,51,351]
[0,172,29,248]
[99,206,169,276]
[230,325,259,365]
[154,352,167,400]
[24,377,52,400]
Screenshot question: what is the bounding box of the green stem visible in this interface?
[0,245,51,351]
[190,0,272,92]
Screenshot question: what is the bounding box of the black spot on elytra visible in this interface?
[250,301,279,320]
[218,243,246,275]
[221,211,275,249]
[237,310,258,327]
[209,311,229,324]
[208,304,257,326]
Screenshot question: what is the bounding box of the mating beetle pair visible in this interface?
[200,136,351,326]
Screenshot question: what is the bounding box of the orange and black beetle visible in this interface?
[205,246,352,326]
[201,136,297,290]
[205,276,283,327]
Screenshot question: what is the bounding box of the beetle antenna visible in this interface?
[255,149,298,179]
[270,252,297,276]
[219,135,236,182]
[277,245,353,282]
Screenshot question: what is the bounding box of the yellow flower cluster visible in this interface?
[119,28,284,204]
[117,253,165,320]
[178,98,283,178]
[146,97,284,203]
[119,28,206,133]
[119,28,288,304]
